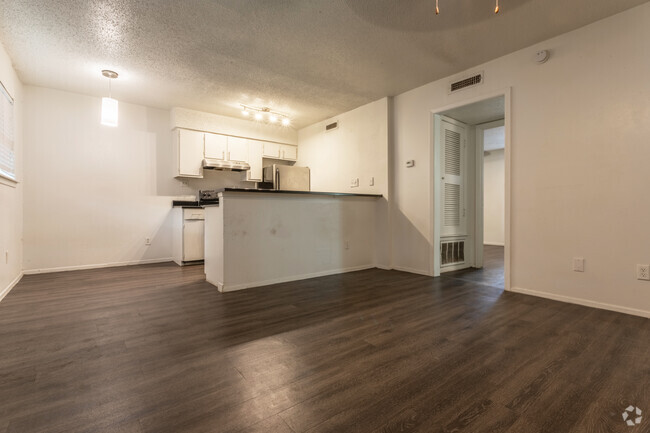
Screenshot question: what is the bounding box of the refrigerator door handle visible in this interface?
[275,169,280,190]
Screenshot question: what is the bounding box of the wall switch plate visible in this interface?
[145,238,151,246]
[344,240,350,250]
[636,264,650,280]
[4,251,8,264]
[573,257,585,272]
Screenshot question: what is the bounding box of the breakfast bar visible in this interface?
[204,188,382,292]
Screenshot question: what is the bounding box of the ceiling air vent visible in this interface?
[449,72,483,93]
[325,121,338,132]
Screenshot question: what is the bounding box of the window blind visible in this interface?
[0,80,15,182]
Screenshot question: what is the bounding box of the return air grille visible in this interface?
[325,121,338,131]
[441,240,465,266]
[444,184,461,227]
[450,73,483,92]
[444,130,461,175]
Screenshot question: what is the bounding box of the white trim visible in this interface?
[213,264,379,293]
[392,265,433,277]
[509,286,650,318]
[23,257,173,275]
[430,87,512,290]
[0,272,23,302]
[484,242,505,246]
[0,174,17,187]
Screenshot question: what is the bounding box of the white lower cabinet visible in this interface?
[173,208,205,265]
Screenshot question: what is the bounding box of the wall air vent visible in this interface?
[441,239,465,266]
[449,72,483,93]
[325,121,339,132]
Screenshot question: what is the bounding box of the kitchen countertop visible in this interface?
[216,188,382,198]
[172,200,219,208]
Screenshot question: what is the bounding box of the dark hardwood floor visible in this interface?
[443,245,505,289]
[0,258,648,433]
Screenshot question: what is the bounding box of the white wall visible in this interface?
[391,3,650,316]
[483,149,504,246]
[297,98,391,268]
[23,87,176,272]
[297,98,388,196]
[0,41,23,299]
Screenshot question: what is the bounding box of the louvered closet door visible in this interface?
[440,120,466,237]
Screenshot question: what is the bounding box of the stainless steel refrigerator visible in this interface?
[262,164,310,191]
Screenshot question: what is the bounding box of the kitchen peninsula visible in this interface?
[204,188,383,292]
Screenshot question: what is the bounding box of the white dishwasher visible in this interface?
[172,208,205,265]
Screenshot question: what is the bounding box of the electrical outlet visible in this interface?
[4,251,8,264]
[369,177,374,186]
[145,238,151,246]
[350,178,359,188]
[636,264,650,280]
[573,257,585,272]
[344,240,350,250]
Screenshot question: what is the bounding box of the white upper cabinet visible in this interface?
[245,140,263,182]
[263,141,281,159]
[227,136,249,162]
[204,133,227,160]
[263,141,297,161]
[281,144,297,161]
[173,129,204,178]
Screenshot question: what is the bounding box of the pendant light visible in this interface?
[101,70,119,127]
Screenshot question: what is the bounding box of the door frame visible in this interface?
[429,88,512,291]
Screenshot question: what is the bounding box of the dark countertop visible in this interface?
[216,188,382,198]
[172,200,219,208]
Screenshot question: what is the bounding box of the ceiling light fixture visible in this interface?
[435,0,500,15]
[240,104,291,127]
[101,70,119,127]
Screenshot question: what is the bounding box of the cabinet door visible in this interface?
[245,140,263,181]
[178,129,204,177]
[281,144,298,161]
[262,141,281,159]
[183,219,204,261]
[227,136,249,162]
[204,133,227,160]
[440,119,466,237]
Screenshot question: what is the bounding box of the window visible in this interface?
[0,80,15,182]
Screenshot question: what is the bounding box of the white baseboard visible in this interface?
[23,257,174,275]
[509,286,650,318]
[0,272,23,302]
[484,242,505,247]
[391,265,433,277]
[215,264,378,293]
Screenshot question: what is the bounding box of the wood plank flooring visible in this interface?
[0,258,647,433]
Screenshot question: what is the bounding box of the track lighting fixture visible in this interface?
[240,104,291,126]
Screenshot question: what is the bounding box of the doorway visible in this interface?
[431,91,509,290]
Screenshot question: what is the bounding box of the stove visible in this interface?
[198,190,220,205]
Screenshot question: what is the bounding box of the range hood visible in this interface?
[202,158,250,172]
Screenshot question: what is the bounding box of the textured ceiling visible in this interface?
[0,0,645,128]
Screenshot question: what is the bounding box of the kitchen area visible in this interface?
[170,107,385,292]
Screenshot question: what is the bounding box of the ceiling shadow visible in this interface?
[344,0,535,32]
